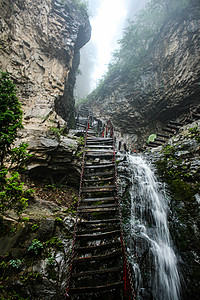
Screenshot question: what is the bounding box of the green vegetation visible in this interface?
[90,0,190,98]
[188,126,200,142]
[31,223,39,231]
[156,143,200,215]
[73,0,88,13]
[45,256,55,267]
[45,236,63,248]
[0,71,33,217]
[55,216,63,224]
[9,259,23,269]
[0,71,23,165]
[49,126,64,140]
[0,171,29,215]
[22,217,29,222]
[19,271,42,283]
[60,0,88,13]
[75,97,89,107]
[28,239,44,255]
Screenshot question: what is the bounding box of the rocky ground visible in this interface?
[0,129,84,300]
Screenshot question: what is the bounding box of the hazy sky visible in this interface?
[75,0,148,98]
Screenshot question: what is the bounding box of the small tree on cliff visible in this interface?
[0,71,33,216]
[0,71,23,165]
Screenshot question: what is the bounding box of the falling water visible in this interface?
[126,154,180,300]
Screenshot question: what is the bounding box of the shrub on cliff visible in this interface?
[73,0,88,12]
[0,71,23,165]
[91,0,190,98]
[0,71,32,217]
[112,0,190,77]
[61,0,88,13]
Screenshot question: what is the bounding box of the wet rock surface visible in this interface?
[119,120,200,299]
[148,121,200,299]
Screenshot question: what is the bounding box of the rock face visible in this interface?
[0,198,77,299]
[86,1,200,149]
[117,120,200,299]
[0,0,91,178]
[0,2,90,298]
[0,0,91,131]
[17,128,84,186]
[151,121,200,299]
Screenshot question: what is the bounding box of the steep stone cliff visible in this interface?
[0,0,91,178]
[116,120,200,299]
[0,0,90,127]
[151,120,200,299]
[86,1,200,149]
[0,2,90,298]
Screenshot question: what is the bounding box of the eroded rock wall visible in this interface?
[0,3,90,297]
[86,2,200,149]
[0,0,91,176]
[0,0,90,131]
[151,120,200,299]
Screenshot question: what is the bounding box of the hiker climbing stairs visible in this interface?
[66,119,135,299]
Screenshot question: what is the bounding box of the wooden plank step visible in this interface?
[74,249,121,263]
[75,241,121,252]
[162,128,175,134]
[148,143,160,148]
[78,207,118,213]
[169,121,184,126]
[76,230,120,239]
[82,196,115,202]
[77,225,119,235]
[82,185,115,193]
[69,281,123,294]
[84,163,115,169]
[87,130,97,134]
[86,145,113,149]
[87,138,113,141]
[83,177,114,183]
[84,171,115,177]
[78,218,119,224]
[77,123,86,128]
[157,133,169,138]
[78,203,118,210]
[148,141,163,146]
[192,112,200,118]
[71,266,122,277]
[86,141,113,145]
[155,138,166,143]
[86,149,114,153]
[85,153,114,157]
[166,124,179,130]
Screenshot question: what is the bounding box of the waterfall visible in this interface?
[126,154,180,300]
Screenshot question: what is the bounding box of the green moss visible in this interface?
[45,236,63,248]
[188,126,200,142]
[171,179,194,201]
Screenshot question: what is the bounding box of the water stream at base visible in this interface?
[126,154,180,300]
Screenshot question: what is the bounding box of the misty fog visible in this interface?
[75,0,148,99]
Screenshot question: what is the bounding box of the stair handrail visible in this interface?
[109,119,137,300]
[65,117,90,298]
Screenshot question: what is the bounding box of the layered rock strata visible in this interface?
[0,0,90,128]
[86,2,200,149]
[0,0,91,174]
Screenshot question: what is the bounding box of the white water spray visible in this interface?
[127,154,180,300]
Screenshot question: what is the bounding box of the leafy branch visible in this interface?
[0,71,33,217]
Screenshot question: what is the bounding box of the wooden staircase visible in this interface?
[67,121,134,300]
[147,120,184,148]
